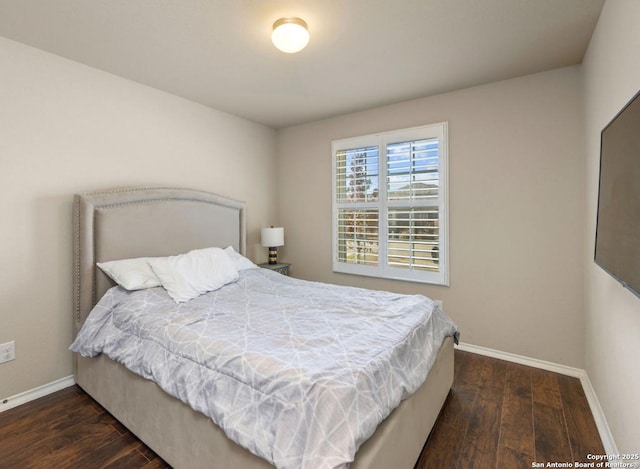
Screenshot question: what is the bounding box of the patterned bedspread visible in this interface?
[71,268,458,469]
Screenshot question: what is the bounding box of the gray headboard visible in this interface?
[73,187,246,332]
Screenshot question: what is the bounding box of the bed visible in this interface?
[71,186,457,469]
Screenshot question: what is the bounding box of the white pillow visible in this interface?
[149,247,239,303]
[224,246,257,271]
[97,257,161,290]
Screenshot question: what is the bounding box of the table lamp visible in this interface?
[261,226,284,265]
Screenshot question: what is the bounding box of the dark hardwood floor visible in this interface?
[0,386,169,469]
[0,350,604,469]
[417,350,605,468]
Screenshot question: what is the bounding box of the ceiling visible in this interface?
[0,0,605,129]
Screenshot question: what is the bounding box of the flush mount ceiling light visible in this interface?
[271,17,309,53]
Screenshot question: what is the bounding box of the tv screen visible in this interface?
[594,89,640,298]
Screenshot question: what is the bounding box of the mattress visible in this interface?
[71,268,458,469]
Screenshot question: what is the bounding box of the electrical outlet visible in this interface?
[0,341,16,364]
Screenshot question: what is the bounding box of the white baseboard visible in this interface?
[456,342,618,455]
[0,375,75,413]
[579,373,619,455]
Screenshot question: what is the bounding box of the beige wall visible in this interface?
[276,66,586,367]
[0,36,277,399]
[582,0,640,453]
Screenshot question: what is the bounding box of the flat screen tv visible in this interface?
[594,89,640,298]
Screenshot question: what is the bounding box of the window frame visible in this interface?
[332,122,449,286]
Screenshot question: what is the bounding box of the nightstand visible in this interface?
[258,262,290,276]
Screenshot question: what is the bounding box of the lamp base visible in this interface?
[268,246,278,265]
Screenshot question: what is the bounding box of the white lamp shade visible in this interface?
[271,18,309,53]
[261,227,284,247]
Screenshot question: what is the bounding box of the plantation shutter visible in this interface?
[334,145,380,268]
[386,138,440,272]
[332,123,448,285]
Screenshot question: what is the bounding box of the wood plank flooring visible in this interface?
[0,350,604,469]
[416,350,605,468]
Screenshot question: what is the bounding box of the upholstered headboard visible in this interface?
[73,187,246,333]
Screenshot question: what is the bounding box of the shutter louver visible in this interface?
[336,209,379,265]
[388,207,439,272]
[387,138,439,201]
[335,146,379,203]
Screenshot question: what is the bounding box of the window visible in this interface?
[332,123,448,285]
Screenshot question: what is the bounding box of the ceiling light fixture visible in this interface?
[271,17,309,53]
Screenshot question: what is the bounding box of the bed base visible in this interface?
[76,336,452,469]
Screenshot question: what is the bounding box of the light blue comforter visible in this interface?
[71,268,458,469]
